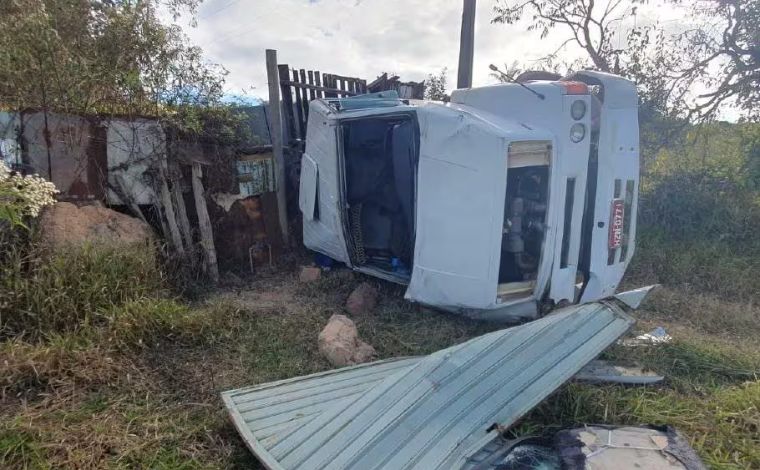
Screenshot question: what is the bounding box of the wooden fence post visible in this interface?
[191,162,219,283]
[158,153,185,255]
[266,49,290,246]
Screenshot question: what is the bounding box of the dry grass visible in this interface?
[2,251,760,468]
[0,267,493,469]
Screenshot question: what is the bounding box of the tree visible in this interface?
[492,0,645,74]
[425,68,449,102]
[668,0,760,121]
[0,0,224,120]
[492,0,759,122]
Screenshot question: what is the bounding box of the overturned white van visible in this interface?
[299,71,640,322]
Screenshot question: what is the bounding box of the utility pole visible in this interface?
[265,49,290,246]
[457,0,476,89]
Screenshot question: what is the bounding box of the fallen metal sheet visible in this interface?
[574,359,665,385]
[222,301,634,470]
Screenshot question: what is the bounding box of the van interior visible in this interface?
[340,115,418,279]
[498,141,552,302]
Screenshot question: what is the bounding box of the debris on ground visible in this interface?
[345,282,378,315]
[317,314,377,367]
[299,265,322,282]
[551,425,707,469]
[574,359,665,384]
[485,425,705,469]
[620,326,673,346]
[38,202,153,249]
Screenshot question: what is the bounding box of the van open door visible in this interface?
[300,101,352,264]
[404,104,509,309]
[569,72,640,303]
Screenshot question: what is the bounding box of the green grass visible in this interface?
[2,233,760,468]
[0,241,163,337]
[627,229,760,302]
[515,380,760,469]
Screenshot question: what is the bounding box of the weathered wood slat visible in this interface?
[314,71,322,98]
[300,69,309,120]
[158,152,185,255]
[278,64,296,143]
[267,50,290,245]
[280,81,359,97]
[307,71,316,101]
[191,162,219,283]
[292,68,306,141]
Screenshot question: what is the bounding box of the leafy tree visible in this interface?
[668,0,760,121]
[492,0,759,122]
[425,68,449,102]
[0,0,225,121]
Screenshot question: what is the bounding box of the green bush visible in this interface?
[628,229,760,301]
[0,240,163,337]
[639,172,760,243]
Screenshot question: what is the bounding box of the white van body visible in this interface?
[299,71,639,322]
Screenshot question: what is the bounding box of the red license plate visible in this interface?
[608,199,625,249]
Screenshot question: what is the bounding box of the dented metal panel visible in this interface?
[222,300,634,470]
[300,101,351,264]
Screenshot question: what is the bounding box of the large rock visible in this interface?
[346,282,378,315]
[318,314,377,367]
[38,202,153,250]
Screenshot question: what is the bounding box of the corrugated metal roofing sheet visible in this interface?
[222,300,634,470]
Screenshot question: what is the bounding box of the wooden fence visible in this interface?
[278,65,368,144]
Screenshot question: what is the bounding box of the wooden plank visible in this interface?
[299,69,309,121]
[169,160,192,248]
[337,77,345,96]
[292,68,306,141]
[260,191,284,257]
[314,71,322,98]
[327,73,365,82]
[323,74,335,98]
[280,81,357,97]
[307,70,316,101]
[158,151,185,255]
[191,162,219,283]
[266,49,290,246]
[278,64,296,144]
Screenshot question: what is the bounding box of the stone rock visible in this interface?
[346,282,378,315]
[38,202,153,250]
[299,266,322,283]
[318,314,377,367]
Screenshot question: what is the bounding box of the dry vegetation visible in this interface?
[1,225,760,469]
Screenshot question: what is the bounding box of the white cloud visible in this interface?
[182,0,582,99]
[180,0,735,119]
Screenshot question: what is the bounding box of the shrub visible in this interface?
[639,171,760,243]
[0,160,58,229]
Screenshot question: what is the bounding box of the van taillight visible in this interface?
[560,82,589,95]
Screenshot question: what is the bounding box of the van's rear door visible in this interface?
[571,72,640,302]
[405,104,507,309]
[300,101,351,264]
